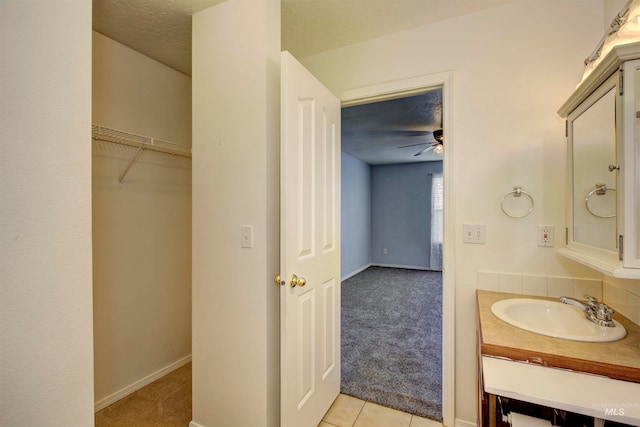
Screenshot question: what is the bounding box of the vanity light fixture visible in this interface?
[619,13,640,39]
[583,0,640,81]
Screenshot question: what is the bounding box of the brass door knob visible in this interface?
[274,274,284,287]
[290,274,306,288]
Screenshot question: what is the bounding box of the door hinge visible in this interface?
[619,235,624,261]
[565,119,568,138]
[566,227,569,245]
[619,67,624,96]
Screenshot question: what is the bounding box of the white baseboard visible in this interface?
[454,418,476,427]
[94,354,192,412]
[341,263,373,281]
[189,422,205,427]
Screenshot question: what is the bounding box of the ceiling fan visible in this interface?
[396,128,444,156]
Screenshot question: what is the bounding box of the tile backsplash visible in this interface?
[603,276,640,327]
[477,271,640,326]
[477,271,602,300]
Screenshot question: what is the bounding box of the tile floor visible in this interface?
[319,394,442,427]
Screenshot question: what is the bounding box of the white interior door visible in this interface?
[280,51,341,427]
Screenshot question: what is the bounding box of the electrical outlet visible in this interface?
[538,225,554,247]
[463,224,486,244]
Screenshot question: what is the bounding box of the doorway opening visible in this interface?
[339,74,454,425]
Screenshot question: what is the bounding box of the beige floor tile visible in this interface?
[409,415,443,427]
[353,402,412,427]
[322,394,365,427]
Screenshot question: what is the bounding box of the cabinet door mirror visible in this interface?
[570,79,617,252]
[634,67,640,263]
[624,64,640,267]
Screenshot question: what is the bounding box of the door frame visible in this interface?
[340,71,455,427]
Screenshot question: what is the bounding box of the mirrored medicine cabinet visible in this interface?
[558,42,640,278]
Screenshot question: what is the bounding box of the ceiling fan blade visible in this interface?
[397,142,429,149]
[414,145,435,156]
[343,129,432,138]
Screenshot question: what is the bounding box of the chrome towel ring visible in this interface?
[585,184,616,218]
[501,186,534,218]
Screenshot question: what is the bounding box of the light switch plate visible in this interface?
[241,225,253,248]
[463,224,486,244]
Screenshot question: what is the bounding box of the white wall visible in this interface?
[92,32,192,408]
[301,1,605,424]
[192,1,280,426]
[92,32,191,146]
[0,1,94,426]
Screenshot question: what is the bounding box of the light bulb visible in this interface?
[618,15,640,39]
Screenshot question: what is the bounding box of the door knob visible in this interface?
[274,274,284,287]
[290,274,306,288]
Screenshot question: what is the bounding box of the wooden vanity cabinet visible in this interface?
[477,290,640,427]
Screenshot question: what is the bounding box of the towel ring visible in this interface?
[585,184,616,219]
[500,186,534,218]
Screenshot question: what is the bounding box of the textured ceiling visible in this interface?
[93,0,517,76]
[282,0,516,58]
[92,0,224,76]
[92,0,515,164]
[342,89,443,165]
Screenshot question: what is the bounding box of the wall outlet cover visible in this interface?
[537,225,554,247]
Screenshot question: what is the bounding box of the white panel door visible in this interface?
[280,51,341,427]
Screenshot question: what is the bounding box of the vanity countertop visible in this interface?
[477,290,640,383]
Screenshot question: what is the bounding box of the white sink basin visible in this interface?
[491,298,626,342]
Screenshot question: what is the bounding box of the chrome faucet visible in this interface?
[559,294,616,327]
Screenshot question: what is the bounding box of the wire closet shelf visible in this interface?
[92,125,192,183]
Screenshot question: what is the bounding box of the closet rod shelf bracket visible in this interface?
[118,143,145,183]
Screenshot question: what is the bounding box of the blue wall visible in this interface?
[341,152,371,278]
[371,162,443,269]
[341,154,443,277]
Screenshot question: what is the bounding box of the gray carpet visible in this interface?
[341,266,442,421]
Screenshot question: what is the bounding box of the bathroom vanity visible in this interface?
[477,290,640,426]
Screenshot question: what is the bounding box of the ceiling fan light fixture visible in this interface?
[412,128,444,156]
[432,128,444,154]
[433,128,444,143]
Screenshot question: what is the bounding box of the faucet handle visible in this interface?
[584,294,598,307]
[596,303,614,321]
